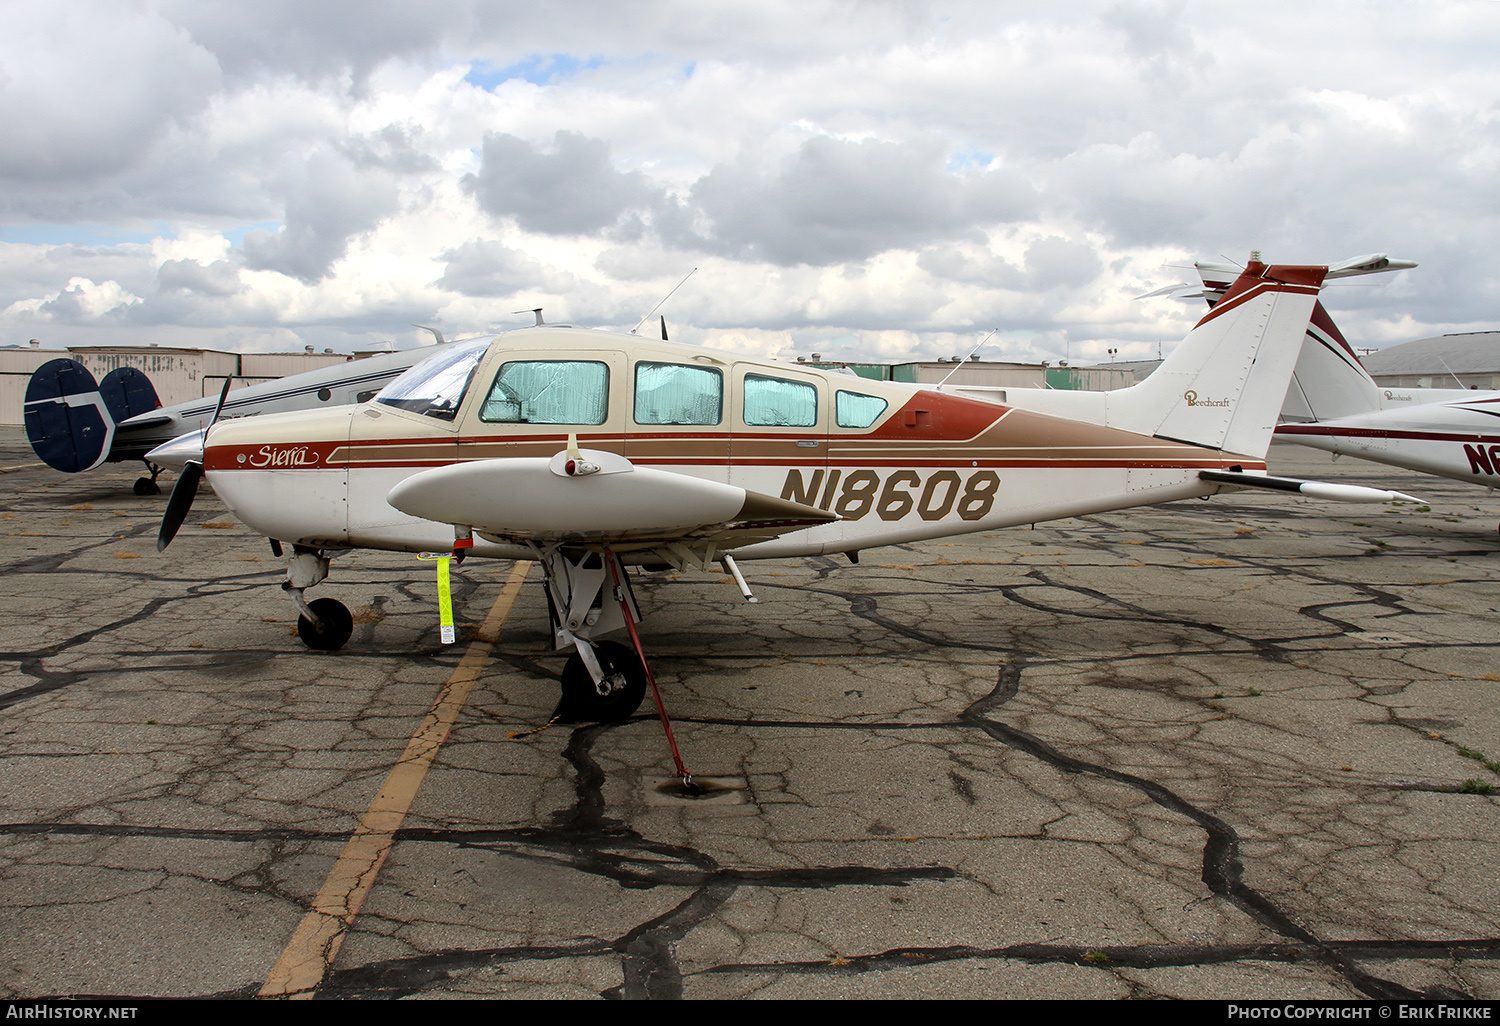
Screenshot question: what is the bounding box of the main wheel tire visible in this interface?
[297,598,354,651]
[557,640,648,722]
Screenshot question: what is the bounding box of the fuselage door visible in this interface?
[729,364,828,504]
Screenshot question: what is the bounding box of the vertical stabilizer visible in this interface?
[23,359,117,473]
[1103,260,1325,457]
[1196,264,1381,424]
[1278,301,1383,422]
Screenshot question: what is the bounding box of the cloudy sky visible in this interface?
[1,0,1496,366]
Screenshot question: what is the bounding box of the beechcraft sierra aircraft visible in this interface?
[148,257,1419,732]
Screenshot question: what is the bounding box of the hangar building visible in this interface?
[1359,331,1500,391]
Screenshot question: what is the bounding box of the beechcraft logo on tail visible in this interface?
[1184,390,1230,408]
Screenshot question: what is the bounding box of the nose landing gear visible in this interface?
[296,597,354,651]
[283,547,354,652]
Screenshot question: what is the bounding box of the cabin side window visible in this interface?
[634,362,722,425]
[836,390,888,429]
[744,373,817,427]
[480,360,610,424]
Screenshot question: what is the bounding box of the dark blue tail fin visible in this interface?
[99,366,161,426]
[23,360,161,473]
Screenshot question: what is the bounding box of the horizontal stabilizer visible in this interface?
[117,413,175,430]
[1199,469,1421,504]
[1193,257,1418,425]
[23,361,164,473]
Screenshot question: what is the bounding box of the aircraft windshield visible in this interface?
[375,337,491,419]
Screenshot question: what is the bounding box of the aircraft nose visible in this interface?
[146,428,206,471]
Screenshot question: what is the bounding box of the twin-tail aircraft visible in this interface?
[148,256,1419,731]
[22,340,446,494]
[1173,260,1500,529]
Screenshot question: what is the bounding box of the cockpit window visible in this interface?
[481,360,609,424]
[375,337,490,419]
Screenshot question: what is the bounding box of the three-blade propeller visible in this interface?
[157,377,232,551]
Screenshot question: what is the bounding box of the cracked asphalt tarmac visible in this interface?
[1,429,1497,1000]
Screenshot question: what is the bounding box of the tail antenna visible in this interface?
[935,328,999,389]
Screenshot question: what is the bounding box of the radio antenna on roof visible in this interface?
[632,268,697,335]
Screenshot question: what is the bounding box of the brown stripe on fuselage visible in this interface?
[456,437,627,461]
[828,400,1235,468]
[326,442,455,466]
[210,434,1264,472]
[206,393,1263,474]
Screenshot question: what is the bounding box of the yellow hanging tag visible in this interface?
[417,552,456,644]
[436,556,455,644]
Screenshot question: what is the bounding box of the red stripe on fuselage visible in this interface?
[1277,424,1500,444]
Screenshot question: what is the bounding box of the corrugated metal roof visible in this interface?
[1361,331,1500,377]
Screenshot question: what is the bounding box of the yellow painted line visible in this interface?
[258,560,533,999]
[0,462,42,473]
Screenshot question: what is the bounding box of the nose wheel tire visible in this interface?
[297,598,354,651]
[558,640,648,722]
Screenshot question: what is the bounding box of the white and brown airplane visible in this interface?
[147,257,1418,731]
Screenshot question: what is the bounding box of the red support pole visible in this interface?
[606,551,692,787]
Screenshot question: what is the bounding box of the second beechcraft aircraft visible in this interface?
[21,336,451,494]
[148,257,1419,731]
[1169,258,1500,530]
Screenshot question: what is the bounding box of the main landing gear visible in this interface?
[539,545,695,789]
[134,460,163,496]
[272,543,651,699]
[273,540,695,787]
[540,548,649,723]
[558,639,647,722]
